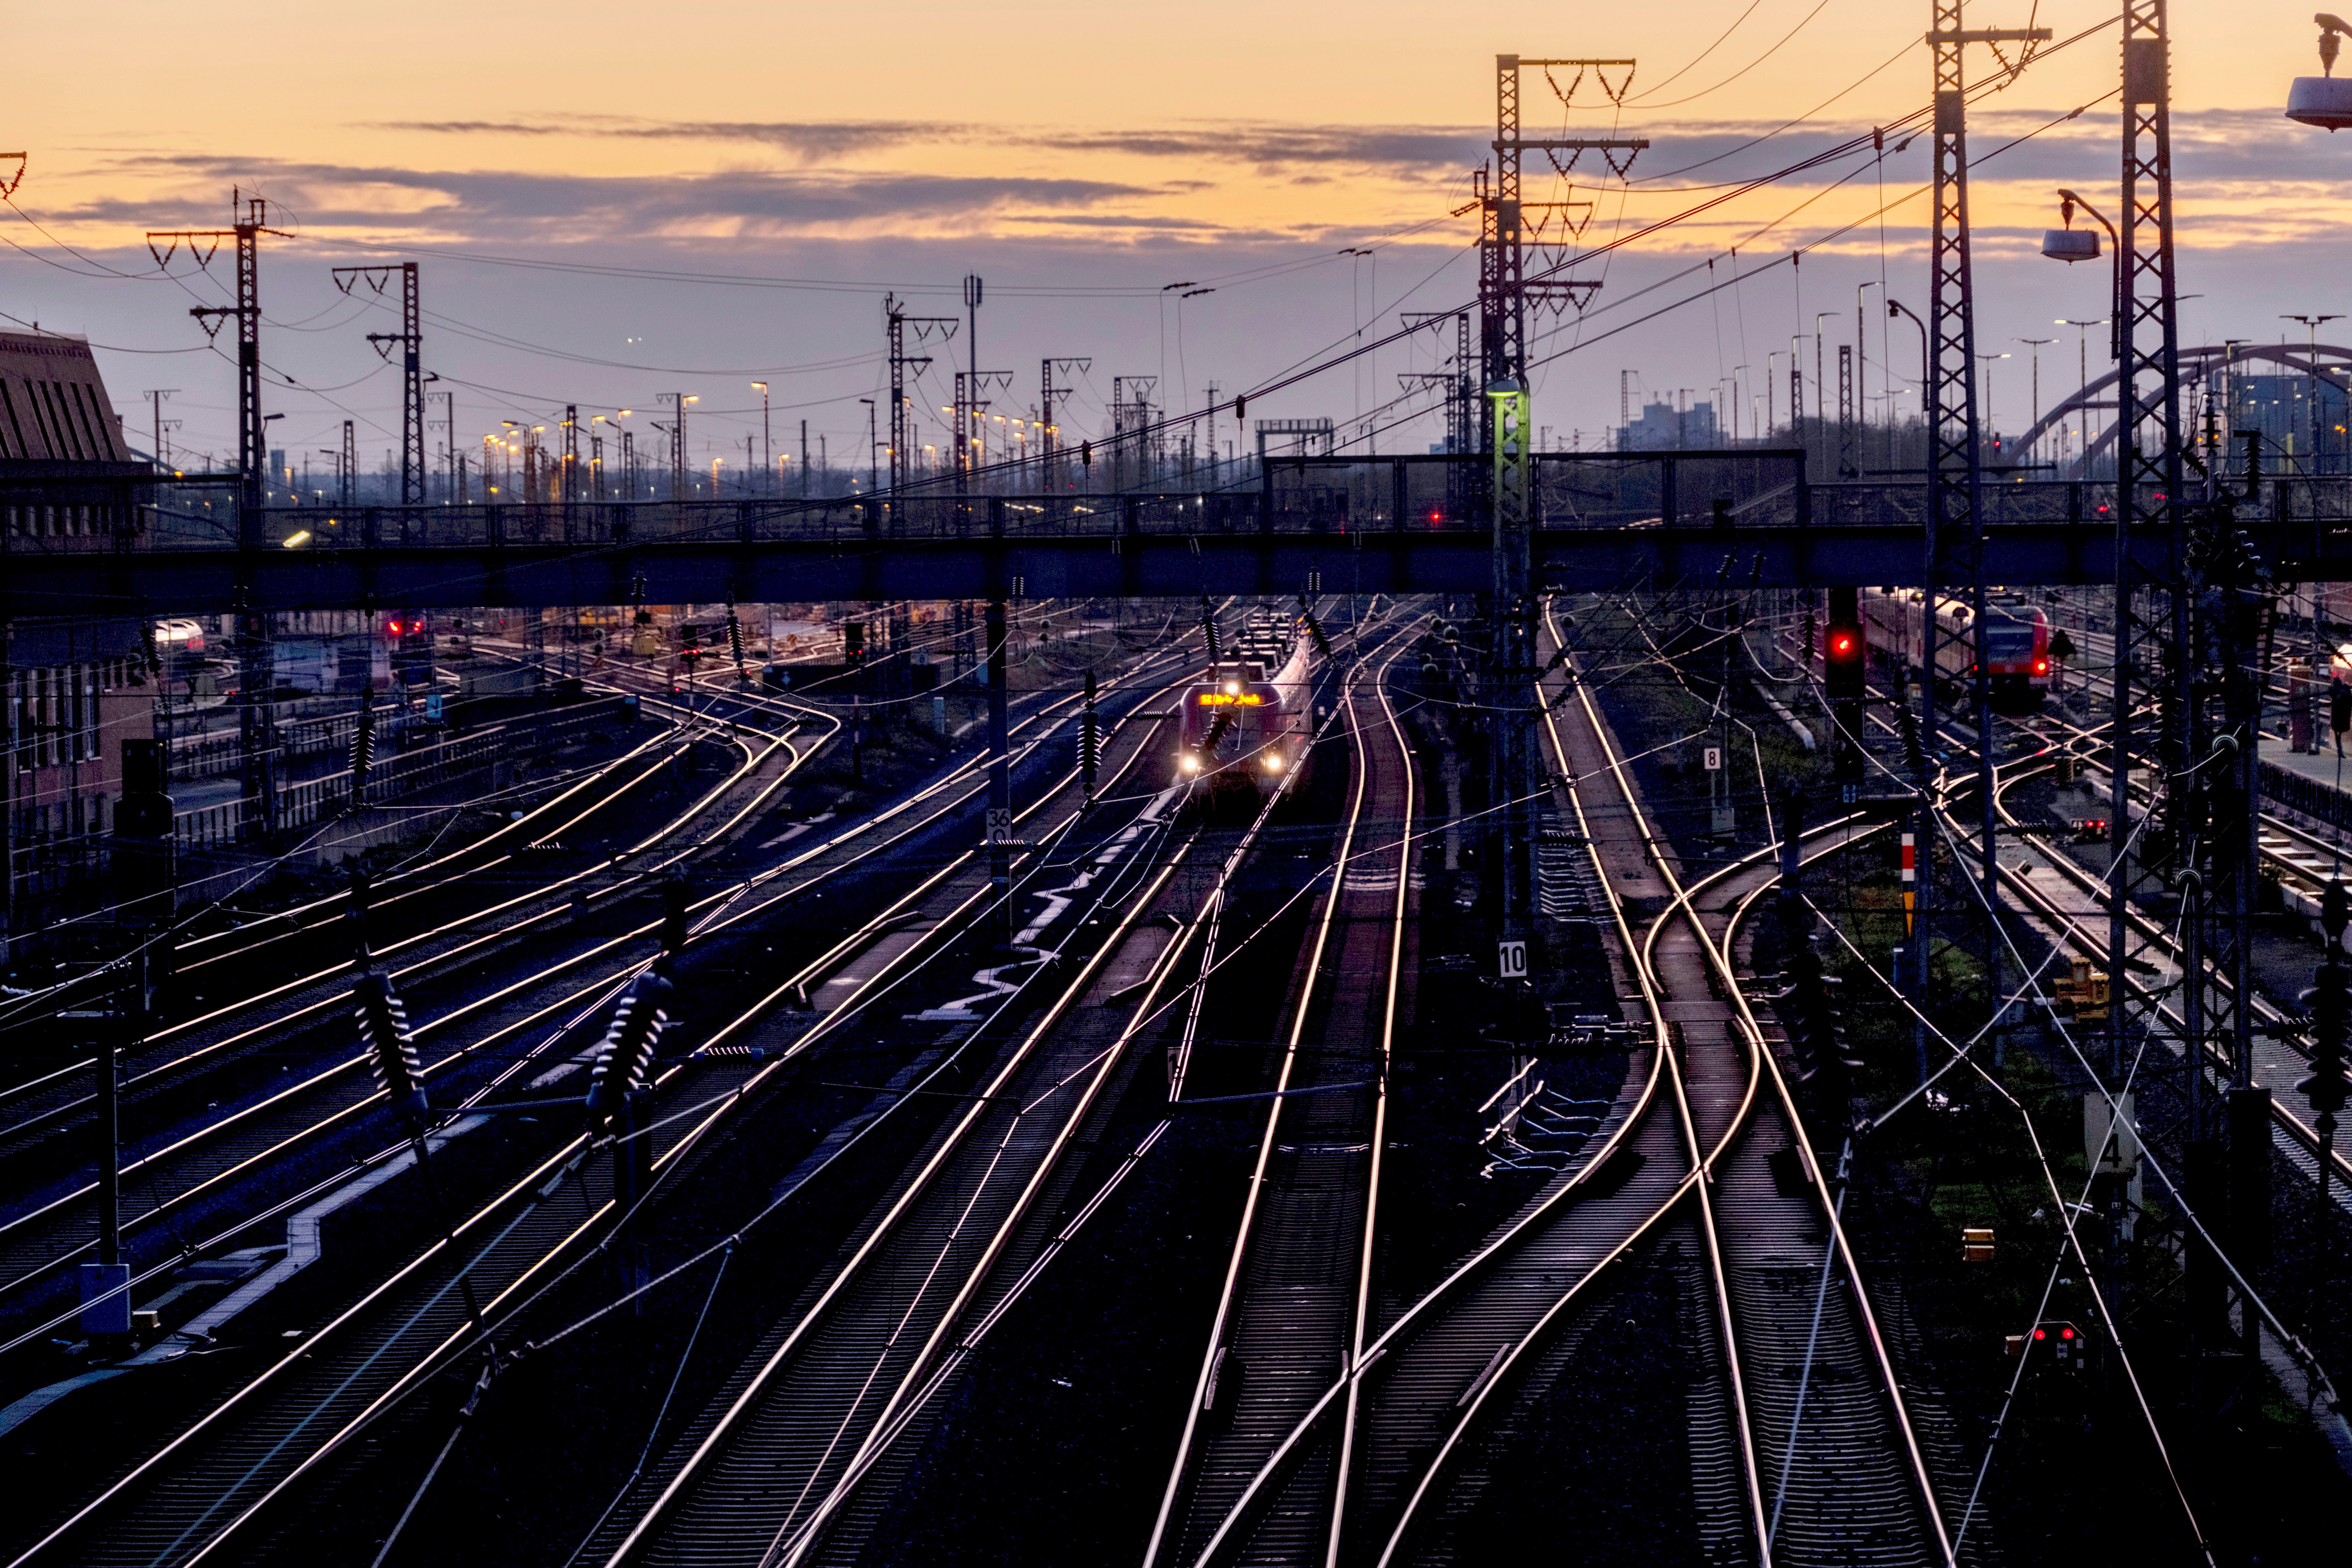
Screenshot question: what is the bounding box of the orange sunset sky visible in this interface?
[5,0,2344,469]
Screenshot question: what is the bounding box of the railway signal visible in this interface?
[2007,1320,2088,1371]
[2299,880,2351,1137]
[1824,586,1865,704]
[1777,942,1860,1097]
[1825,586,1866,795]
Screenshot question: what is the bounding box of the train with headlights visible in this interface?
[1859,587,2050,713]
[1177,611,1314,802]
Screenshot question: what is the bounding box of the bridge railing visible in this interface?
[10,463,2349,561]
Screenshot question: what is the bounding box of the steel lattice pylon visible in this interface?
[2107,0,2192,1085]
[1917,0,2046,1037]
[884,294,956,515]
[1476,56,1642,414]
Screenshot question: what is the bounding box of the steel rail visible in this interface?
[1139,626,1413,1568]
[5,634,1199,1568]
[1185,608,1885,1566]
[1322,632,1421,1568]
[597,792,1209,1565]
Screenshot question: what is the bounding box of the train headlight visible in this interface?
[1224,681,1241,695]
[1181,754,1201,773]
[1264,753,1284,773]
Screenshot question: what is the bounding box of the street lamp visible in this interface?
[2284,313,2345,471]
[2054,319,2106,398]
[751,381,770,496]
[1976,352,2011,455]
[2043,191,2123,364]
[2015,338,2054,466]
[2288,14,2352,128]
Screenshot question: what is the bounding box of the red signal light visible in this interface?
[1830,632,1856,656]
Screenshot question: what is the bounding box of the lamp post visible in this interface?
[2045,189,2123,363]
[2287,13,2352,128]
[2282,314,2344,473]
[1811,311,1837,476]
[860,397,879,514]
[2053,319,2108,475]
[2015,338,2054,468]
[1976,352,2011,463]
[751,381,770,497]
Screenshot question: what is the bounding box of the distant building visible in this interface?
[0,331,156,940]
[2230,372,2350,474]
[0,329,150,550]
[0,330,130,463]
[1616,398,1719,452]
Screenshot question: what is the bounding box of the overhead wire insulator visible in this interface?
[354,969,429,1123]
[586,970,673,1126]
[349,695,376,806]
[1198,710,1232,765]
[1200,598,1221,662]
[1297,608,1333,661]
[1079,668,1100,790]
[726,600,749,686]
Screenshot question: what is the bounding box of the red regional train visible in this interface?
[1177,608,1314,801]
[1858,587,2050,713]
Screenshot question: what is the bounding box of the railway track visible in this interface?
[0,691,800,1047]
[0,634,1203,1358]
[1166,603,1955,1567]
[0,623,1218,1567]
[0,702,812,1163]
[585,610,1397,1568]
[0,705,814,1328]
[1144,627,1420,1567]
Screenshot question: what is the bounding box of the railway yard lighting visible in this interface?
[2288,14,2352,128]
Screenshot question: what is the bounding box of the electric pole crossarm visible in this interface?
[1925,26,2051,41]
[1500,138,1651,151]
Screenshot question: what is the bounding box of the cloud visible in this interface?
[367,111,1485,176]
[64,156,1152,240]
[366,116,932,165]
[1024,122,1483,173]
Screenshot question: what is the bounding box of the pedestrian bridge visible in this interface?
[5,450,2345,614]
